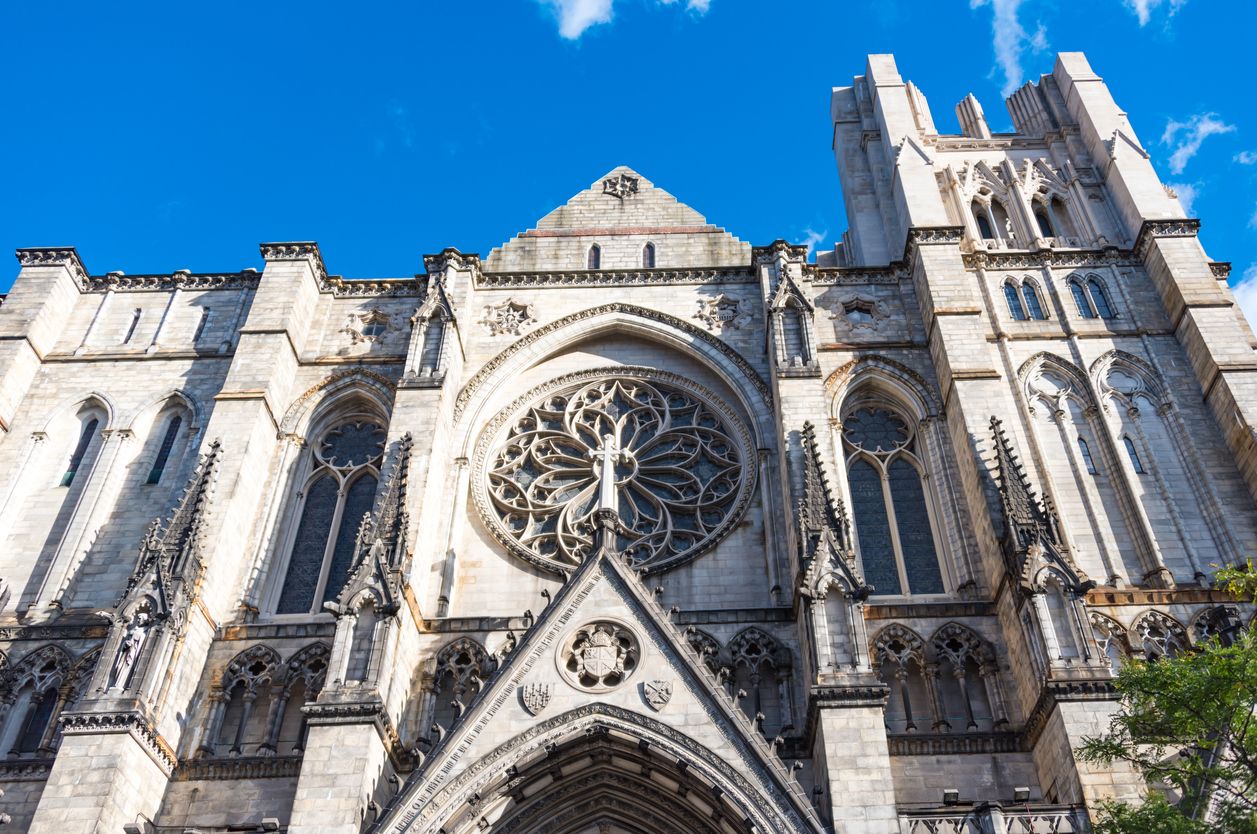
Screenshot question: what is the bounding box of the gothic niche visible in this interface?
[559,622,640,692]
[479,372,752,574]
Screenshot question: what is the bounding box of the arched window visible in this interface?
[932,624,998,731]
[989,200,1013,241]
[1004,283,1027,320]
[1022,282,1047,320]
[642,242,656,268]
[972,202,995,239]
[1034,205,1055,238]
[1070,281,1096,318]
[429,638,492,737]
[1123,436,1145,473]
[60,417,100,487]
[205,646,280,756]
[843,406,945,596]
[146,414,183,485]
[1132,611,1188,661]
[586,244,601,270]
[872,626,930,733]
[123,308,143,344]
[0,647,72,758]
[275,421,386,615]
[1049,197,1077,238]
[1090,613,1128,675]
[1088,278,1115,319]
[1076,436,1098,474]
[729,628,791,736]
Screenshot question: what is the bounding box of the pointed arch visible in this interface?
[126,388,203,434]
[37,391,117,435]
[1129,610,1189,660]
[278,368,396,437]
[825,355,942,422]
[452,303,775,450]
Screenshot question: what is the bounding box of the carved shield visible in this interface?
[579,635,621,680]
[643,679,673,711]
[520,683,551,716]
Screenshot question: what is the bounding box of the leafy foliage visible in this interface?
[1079,563,1257,834]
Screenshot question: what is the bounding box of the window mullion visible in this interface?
[313,469,351,613]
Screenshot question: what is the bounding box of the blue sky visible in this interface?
[1,0,1254,315]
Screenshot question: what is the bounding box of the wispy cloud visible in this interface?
[1124,0,1189,26]
[539,0,709,40]
[1162,112,1235,174]
[1165,182,1198,215]
[800,227,827,256]
[1236,150,1257,165]
[1232,265,1257,331]
[969,0,1048,98]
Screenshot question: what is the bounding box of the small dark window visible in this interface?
[587,244,601,270]
[1071,282,1096,318]
[16,690,56,754]
[1124,436,1145,473]
[193,308,211,344]
[1034,207,1055,238]
[123,308,143,344]
[1077,437,1097,474]
[1004,283,1027,320]
[642,242,656,268]
[1023,283,1047,320]
[1088,279,1115,319]
[60,418,99,487]
[147,414,183,484]
[973,203,995,239]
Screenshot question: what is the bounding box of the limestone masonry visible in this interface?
[0,52,1254,834]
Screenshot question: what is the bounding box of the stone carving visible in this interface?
[340,307,394,345]
[642,679,673,711]
[481,298,537,336]
[520,683,551,716]
[481,373,750,574]
[561,622,639,692]
[602,173,639,200]
[831,296,887,331]
[108,608,151,690]
[693,293,754,331]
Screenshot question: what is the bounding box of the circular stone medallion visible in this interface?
[558,621,641,692]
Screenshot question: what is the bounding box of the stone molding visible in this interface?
[751,240,810,264]
[173,755,303,781]
[15,247,90,287]
[59,709,177,773]
[1133,218,1201,258]
[0,622,110,641]
[886,731,1022,756]
[423,247,481,275]
[476,266,754,289]
[453,303,773,421]
[83,271,260,293]
[1022,678,1119,750]
[0,758,54,782]
[962,248,1138,270]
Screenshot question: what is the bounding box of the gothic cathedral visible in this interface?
[0,53,1253,834]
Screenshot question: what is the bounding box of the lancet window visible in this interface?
[1089,612,1129,675]
[587,244,601,269]
[842,405,945,596]
[642,241,656,268]
[146,413,184,484]
[60,415,101,487]
[1070,275,1116,320]
[872,626,931,733]
[931,624,997,732]
[0,646,89,758]
[275,420,385,615]
[428,639,493,737]
[1003,278,1048,321]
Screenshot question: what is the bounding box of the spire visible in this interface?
[797,422,870,599]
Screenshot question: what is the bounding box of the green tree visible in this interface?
[1078,562,1257,834]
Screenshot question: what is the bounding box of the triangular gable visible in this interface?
[376,551,825,834]
[484,166,749,271]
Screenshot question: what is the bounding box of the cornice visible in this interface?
[963,246,1138,270]
[259,241,328,281]
[475,266,754,289]
[751,240,810,264]
[15,247,90,287]
[82,271,260,293]
[0,758,54,781]
[0,622,110,641]
[173,755,303,781]
[1022,677,1119,750]
[806,265,901,286]
[59,709,177,773]
[887,731,1022,756]
[1133,218,1201,259]
[319,276,421,298]
[1210,261,1232,279]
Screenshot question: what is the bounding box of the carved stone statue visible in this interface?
[109,609,152,690]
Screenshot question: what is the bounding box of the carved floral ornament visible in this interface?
[693,293,754,332]
[830,294,887,331]
[475,371,754,575]
[559,621,641,692]
[602,173,639,200]
[340,307,395,345]
[481,298,538,336]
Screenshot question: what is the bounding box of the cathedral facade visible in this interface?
[0,52,1254,834]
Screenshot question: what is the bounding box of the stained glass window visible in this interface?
[642,242,656,268]
[1088,279,1114,319]
[1022,283,1046,320]
[849,459,900,595]
[276,420,385,615]
[972,203,995,239]
[888,459,944,594]
[1071,282,1095,318]
[146,414,182,484]
[843,405,945,596]
[1034,208,1054,238]
[1077,436,1097,474]
[1005,284,1027,320]
[1123,436,1145,473]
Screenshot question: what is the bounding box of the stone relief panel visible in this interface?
[481,298,538,337]
[474,369,755,575]
[558,621,640,692]
[693,293,754,332]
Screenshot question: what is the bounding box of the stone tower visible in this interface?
[0,53,1252,834]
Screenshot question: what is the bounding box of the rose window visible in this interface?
[478,372,752,574]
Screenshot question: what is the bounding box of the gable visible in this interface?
[484,166,749,271]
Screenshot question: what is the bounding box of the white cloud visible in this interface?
[1124,0,1189,26]
[539,0,709,39]
[800,227,827,255]
[1162,112,1235,174]
[1165,182,1198,215]
[970,0,1049,98]
[1236,150,1257,165]
[1232,265,1257,331]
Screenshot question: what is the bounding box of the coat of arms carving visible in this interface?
[560,622,640,692]
[520,682,552,716]
[642,679,673,711]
